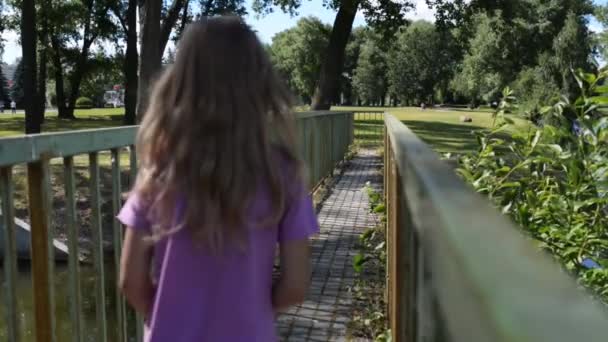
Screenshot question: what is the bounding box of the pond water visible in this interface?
[0,261,137,341]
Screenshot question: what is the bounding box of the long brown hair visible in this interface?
[135,16,302,250]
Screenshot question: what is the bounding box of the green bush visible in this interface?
[75,97,93,109]
[457,69,608,304]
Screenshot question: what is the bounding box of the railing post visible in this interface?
[89,152,108,342]
[1,166,19,342]
[387,136,412,342]
[129,146,145,342]
[28,159,56,342]
[387,144,398,340]
[112,149,128,342]
[64,156,84,342]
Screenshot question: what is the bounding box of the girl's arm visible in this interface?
[272,239,311,312]
[119,227,154,316]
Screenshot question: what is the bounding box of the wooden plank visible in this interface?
[0,111,354,167]
[111,149,127,342]
[1,167,19,341]
[0,126,137,167]
[294,111,348,120]
[89,152,108,342]
[311,119,320,187]
[129,145,138,183]
[391,163,418,342]
[27,160,56,342]
[128,146,144,342]
[387,148,398,340]
[384,113,608,341]
[64,157,83,342]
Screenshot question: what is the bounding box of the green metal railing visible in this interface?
[0,111,353,342]
[383,113,608,341]
[352,110,384,146]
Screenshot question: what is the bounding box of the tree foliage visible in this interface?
[594,4,608,62]
[269,17,331,103]
[352,33,387,105]
[387,20,455,105]
[10,59,23,107]
[0,64,9,105]
[340,26,368,105]
[253,0,414,109]
[445,0,594,106]
[450,13,508,105]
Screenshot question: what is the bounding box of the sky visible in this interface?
[0,0,605,64]
[0,0,436,64]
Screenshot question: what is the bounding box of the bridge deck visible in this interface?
[277,149,383,341]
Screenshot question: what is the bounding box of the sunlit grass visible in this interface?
[335,106,531,153]
[0,108,125,137]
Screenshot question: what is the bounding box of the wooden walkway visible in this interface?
[277,149,383,341]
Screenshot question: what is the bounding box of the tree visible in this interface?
[41,0,117,119]
[79,53,124,107]
[112,0,139,124]
[10,59,24,108]
[0,65,11,106]
[254,0,414,110]
[21,0,41,133]
[138,0,165,119]
[352,34,387,105]
[595,4,608,62]
[269,17,331,103]
[450,14,508,105]
[552,11,594,96]
[341,26,368,105]
[137,0,247,121]
[440,0,594,106]
[388,21,456,105]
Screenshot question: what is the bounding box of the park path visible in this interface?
[277,149,383,341]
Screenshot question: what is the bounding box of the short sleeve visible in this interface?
[278,180,319,242]
[117,192,152,233]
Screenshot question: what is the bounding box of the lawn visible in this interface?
[335,106,531,153]
[0,108,125,137]
[0,106,531,154]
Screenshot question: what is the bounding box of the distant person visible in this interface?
[0,101,4,113]
[10,100,16,114]
[421,102,426,110]
[118,16,318,342]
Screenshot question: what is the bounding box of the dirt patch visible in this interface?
[12,162,135,260]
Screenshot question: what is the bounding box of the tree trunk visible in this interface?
[22,0,41,134]
[310,0,359,110]
[65,46,91,118]
[37,43,48,123]
[137,0,163,121]
[51,36,69,118]
[36,4,49,123]
[124,0,139,125]
[159,0,187,57]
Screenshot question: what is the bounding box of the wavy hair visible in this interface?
[134,16,302,251]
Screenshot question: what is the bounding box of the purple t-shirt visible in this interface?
[117,177,319,341]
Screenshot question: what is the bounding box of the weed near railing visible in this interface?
[348,184,390,341]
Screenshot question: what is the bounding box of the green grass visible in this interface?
[0,108,125,137]
[0,106,531,155]
[335,106,530,154]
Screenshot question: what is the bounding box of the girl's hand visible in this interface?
[119,227,154,316]
[272,239,311,312]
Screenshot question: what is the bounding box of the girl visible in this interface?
[118,16,319,341]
